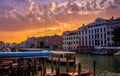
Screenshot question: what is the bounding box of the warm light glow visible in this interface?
[0,0,120,43]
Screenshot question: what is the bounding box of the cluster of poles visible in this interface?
[0,57,96,76]
[47,55,96,76]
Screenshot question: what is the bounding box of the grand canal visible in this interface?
[76,54,120,76]
[47,54,120,76]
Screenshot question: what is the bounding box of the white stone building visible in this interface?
[62,31,79,51]
[78,24,88,46]
[19,37,38,48]
[19,41,27,48]
[62,17,120,51]
[78,17,120,48]
[0,41,5,49]
[87,18,114,47]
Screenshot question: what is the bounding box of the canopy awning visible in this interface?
[77,46,94,49]
[0,51,53,57]
[23,56,48,59]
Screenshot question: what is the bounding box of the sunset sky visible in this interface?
[0,0,120,43]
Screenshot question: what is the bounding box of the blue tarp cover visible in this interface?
[0,51,53,57]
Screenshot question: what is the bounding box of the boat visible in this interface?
[90,49,114,55]
[90,51,108,55]
[61,70,93,76]
[0,51,53,57]
[47,51,76,64]
[114,51,120,56]
[18,48,44,52]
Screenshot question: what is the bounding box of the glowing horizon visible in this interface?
[0,0,120,43]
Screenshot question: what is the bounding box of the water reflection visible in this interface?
[76,54,120,75]
[47,54,120,76]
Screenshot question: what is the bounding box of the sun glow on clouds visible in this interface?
[0,0,120,43]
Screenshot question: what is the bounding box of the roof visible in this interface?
[23,56,48,59]
[50,51,76,54]
[18,48,44,51]
[0,51,53,57]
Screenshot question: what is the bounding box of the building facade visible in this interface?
[77,24,90,50]
[0,41,5,49]
[62,31,79,51]
[113,17,120,46]
[87,17,114,47]
[77,17,120,49]
[18,35,62,50]
[42,35,62,50]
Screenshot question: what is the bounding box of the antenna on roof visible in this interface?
[111,16,114,20]
[27,35,29,39]
[82,24,85,27]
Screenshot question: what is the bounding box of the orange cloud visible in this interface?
[0,0,120,43]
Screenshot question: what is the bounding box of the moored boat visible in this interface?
[47,51,76,65]
[90,49,115,55]
[61,70,93,76]
[114,51,120,56]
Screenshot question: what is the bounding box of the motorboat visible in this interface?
[61,70,93,76]
[47,51,76,64]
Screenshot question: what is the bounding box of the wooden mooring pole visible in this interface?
[74,55,76,71]
[66,55,69,72]
[56,56,60,76]
[55,60,58,76]
[41,60,43,76]
[43,59,46,76]
[51,55,54,73]
[0,59,2,69]
[78,62,81,76]
[93,61,96,76]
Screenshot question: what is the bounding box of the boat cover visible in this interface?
[0,51,53,57]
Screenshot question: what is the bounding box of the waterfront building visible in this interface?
[18,35,62,50]
[0,41,5,49]
[77,24,91,51]
[18,41,27,48]
[62,30,79,51]
[4,43,12,48]
[77,17,120,49]
[19,37,38,48]
[11,43,18,48]
[41,35,62,50]
[113,17,120,46]
[87,17,114,47]
[26,37,38,48]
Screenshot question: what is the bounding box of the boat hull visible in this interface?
[61,71,93,76]
[47,59,75,65]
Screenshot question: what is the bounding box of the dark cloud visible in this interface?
[114,0,120,6]
[66,2,80,14]
[106,0,119,9]
[91,0,97,9]
[86,1,92,11]
[99,0,107,8]
[0,0,120,32]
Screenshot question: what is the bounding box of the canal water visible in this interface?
[76,54,120,76]
[47,54,120,76]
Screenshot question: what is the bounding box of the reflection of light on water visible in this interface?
[46,54,120,76]
[96,72,120,76]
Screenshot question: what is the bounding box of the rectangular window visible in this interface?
[76,41,78,44]
[101,41,103,44]
[107,31,110,35]
[79,42,81,45]
[107,37,110,41]
[104,28,106,32]
[101,28,102,32]
[76,36,78,39]
[101,34,103,38]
